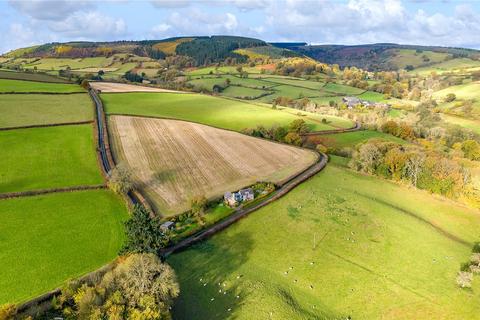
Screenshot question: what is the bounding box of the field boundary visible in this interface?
[0,184,106,200]
[89,80,193,94]
[89,88,155,212]
[0,71,72,84]
[0,91,85,95]
[301,122,361,136]
[0,120,94,131]
[16,261,117,318]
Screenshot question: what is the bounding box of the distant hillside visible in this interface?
[273,43,480,71]
[4,36,268,66]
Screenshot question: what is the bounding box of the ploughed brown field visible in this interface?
[89,81,185,93]
[109,115,318,215]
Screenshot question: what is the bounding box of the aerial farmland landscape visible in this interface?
[1,1,480,319]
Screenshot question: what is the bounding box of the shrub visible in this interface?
[316,144,328,153]
[284,132,302,146]
[190,195,208,223]
[445,93,456,102]
[472,242,480,253]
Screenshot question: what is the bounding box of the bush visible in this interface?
[316,144,328,153]
[284,132,302,146]
[445,93,456,102]
[472,242,480,253]
[190,195,208,224]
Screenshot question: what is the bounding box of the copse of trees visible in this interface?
[349,140,470,198]
[51,253,179,320]
[124,71,143,83]
[242,119,310,146]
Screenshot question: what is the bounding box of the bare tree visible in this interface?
[405,151,425,188]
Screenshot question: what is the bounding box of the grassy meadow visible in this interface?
[102,92,353,132]
[313,130,407,149]
[168,157,480,319]
[0,94,93,128]
[0,190,128,304]
[0,124,103,193]
[390,49,449,70]
[0,79,84,93]
[0,70,69,83]
[441,114,480,135]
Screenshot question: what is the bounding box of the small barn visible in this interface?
[160,221,175,232]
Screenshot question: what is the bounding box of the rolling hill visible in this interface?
[277,43,480,71]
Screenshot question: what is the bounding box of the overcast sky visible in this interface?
[1,0,480,54]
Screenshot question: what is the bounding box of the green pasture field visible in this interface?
[168,157,480,319]
[261,77,327,90]
[186,66,240,76]
[323,82,365,95]
[23,57,111,71]
[188,75,274,89]
[432,82,480,101]
[309,96,343,106]
[0,189,128,304]
[0,124,103,193]
[441,114,480,135]
[357,91,385,102]
[221,86,269,99]
[387,108,405,118]
[0,79,84,93]
[102,92,353,132]
[106,62,138,76]
[315,130,407,149]
[390,49,449,70]
[0,94,93,128]
[412,58,480,75]
[257,85,326,103]
[0,70,70,83]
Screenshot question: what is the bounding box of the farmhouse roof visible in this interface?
[160,221,175,230]
[239,188,254,197]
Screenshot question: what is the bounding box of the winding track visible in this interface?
[88,86,361,257]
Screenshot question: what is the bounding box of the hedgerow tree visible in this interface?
[108,164,134,195]
[121,205,170,254]
[190,195,208,224]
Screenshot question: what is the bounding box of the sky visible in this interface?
[1,0,480,54]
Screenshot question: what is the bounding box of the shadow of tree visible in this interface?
[168,231,254,320]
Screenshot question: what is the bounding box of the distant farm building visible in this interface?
[342,96,389,109]
[224,188,254,207]
[160,221,175,232]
